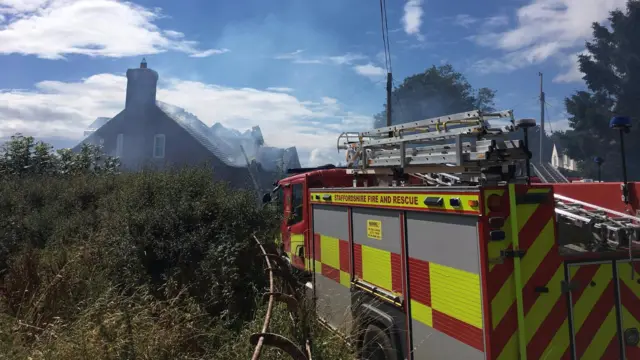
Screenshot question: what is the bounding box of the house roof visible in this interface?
[86,117,111,130]
[156,101,238,165]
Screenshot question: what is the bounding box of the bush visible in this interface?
[0,135,352,359]
[0,134,120,177]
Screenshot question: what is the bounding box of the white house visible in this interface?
[551,143,577,171]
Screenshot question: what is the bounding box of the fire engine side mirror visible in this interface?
[262,192,272,203]
[296,245,304,259]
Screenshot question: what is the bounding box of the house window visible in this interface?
[153,134,165,158]
[116,133,124,158]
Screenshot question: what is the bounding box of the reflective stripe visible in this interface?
[486,186,566,360]
[409,258,484,351]
[411,299,433,327]
[362,245,392,291]
[310,191,480,214]
[320,235,340,270]
[314,234,350,288]
[430,263,482,328]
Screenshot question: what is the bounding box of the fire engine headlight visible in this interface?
[624,328,639,346]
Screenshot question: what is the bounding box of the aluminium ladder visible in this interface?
[337,109,532,179]
[555,194,640,252]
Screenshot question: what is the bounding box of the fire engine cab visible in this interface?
[265,110,640,360]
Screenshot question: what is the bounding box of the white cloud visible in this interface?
[266,87,295,93]
[353,63,386,80]
[274,49,305,60]
[189,48,230,58]
[274,50,386,81]
[402,0,424,38]
[0,72,373,166]
[274,50,367,66]
[554,51,588,83]
[447,14,508,29]
[485,15,509,28]
[453,14,478,28]
[0,0,227,59]
[328,53,367,65]
[470,0,627,80]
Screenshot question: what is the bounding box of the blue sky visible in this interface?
[0,0,628,165]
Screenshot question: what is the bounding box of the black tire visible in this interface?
[362,324,397,360]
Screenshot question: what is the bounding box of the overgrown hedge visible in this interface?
[0,167,278,356]
[0,135,351,359]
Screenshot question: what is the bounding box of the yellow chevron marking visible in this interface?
[583,307,618,359]
[618,260,640,353]
[540,318,571,360]
[430,262,482,328]
[497,264,564,360]
[411,299,433,327]
[492,273,514,329]
[520,219,555,286]
[621,306,640,352]
[525,265,565,343]
[570,264,612,333]
[618,261,640,297]
[361,245,392,291]
[527,265,569,360]
[497,332,519,360]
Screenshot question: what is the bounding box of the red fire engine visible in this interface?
[265,110,640,360]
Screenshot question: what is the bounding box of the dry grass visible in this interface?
[0,169,353,360]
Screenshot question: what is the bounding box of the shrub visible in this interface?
[0,135,351,359]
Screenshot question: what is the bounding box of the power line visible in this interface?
[378,0,392,72]
[382,0,392,72]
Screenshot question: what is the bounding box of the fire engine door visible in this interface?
[615,260,640,359]
[283,181,309,271]
[566,261,621,359]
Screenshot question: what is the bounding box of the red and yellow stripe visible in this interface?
[409,257,484,351]
[312,233,404,295]
[312,234,351,287]
[619,261,640,359]
[352,243,403,295]
[484,185,566,359]
[561,263,620,359]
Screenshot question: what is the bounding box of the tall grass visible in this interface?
[0,168,352,359]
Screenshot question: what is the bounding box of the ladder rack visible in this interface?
[554,194,640,252]
[337,109,532,180]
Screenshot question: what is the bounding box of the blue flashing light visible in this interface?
[593,156,604,164]
[609,116,632,130]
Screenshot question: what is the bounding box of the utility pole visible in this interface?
[386,72,393,126]
[539,72,545,164]
[386,72,393,137]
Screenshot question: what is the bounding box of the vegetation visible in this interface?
[373,64,497,128]
[557,0,640,180]
[0,135,351,359]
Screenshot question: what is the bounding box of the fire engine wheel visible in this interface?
[362,324,397,360]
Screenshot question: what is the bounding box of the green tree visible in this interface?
[0,134,120,177]
[373,64,496,128]
[558,0,640,180]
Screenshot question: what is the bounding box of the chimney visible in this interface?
[125,58,159,109]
